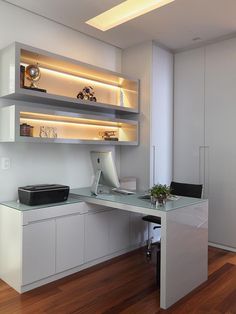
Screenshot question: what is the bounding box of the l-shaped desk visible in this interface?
[0,188,208,310]
[72,187,208,310]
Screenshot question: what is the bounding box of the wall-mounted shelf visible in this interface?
[0,105,138,145]
[0,42,139,115]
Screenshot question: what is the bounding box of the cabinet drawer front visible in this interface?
[22,202,87,225]
[22,220,55,285]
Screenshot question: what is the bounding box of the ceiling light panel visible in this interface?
[86,0,175,31]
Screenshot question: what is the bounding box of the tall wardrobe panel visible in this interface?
[174,37,236,250]
[151,45,173,185]
[121,42,152,191]
[205,38,236,248]
[173,48,205,184]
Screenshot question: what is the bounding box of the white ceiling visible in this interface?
[4,0,236,51]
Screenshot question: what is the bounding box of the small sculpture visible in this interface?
[99,130,118,141]
[39,126,57,138]
[77,86,97,102]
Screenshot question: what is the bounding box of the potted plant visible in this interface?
[149,184,171,206]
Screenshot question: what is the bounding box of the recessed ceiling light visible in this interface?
[86,0,175,31]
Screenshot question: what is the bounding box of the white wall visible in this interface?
[0,1,122,201]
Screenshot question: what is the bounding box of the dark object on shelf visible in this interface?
[18,184,70,206]
[77,86,97,102]
[23,86,47,93]
[104,137,119,141]
[20,65,25,88]
[20,123,34,137]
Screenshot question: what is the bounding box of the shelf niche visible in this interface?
[0,43,139,114]
[0,105,138,145]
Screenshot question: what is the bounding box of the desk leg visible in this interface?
[160,202,208,309]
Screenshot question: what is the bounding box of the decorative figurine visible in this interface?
[39,126,57,138]
[99,130,118,141]
[20,123,34,137]
[77,86,97,102]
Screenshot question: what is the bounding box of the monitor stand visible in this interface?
[91,170,101,195]
[91,170,110,195]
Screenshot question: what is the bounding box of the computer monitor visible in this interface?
[90,151,120,195]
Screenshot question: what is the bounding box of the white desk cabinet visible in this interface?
[22,220,56,285]
[0,200,88,292]
[56,214,85,273]
[0,199,145,294]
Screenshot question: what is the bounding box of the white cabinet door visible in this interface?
[108,210,130,254]
[84,210,110,262]
[174,48,205,184]
[22,220,55,285]
[56,214,84,273]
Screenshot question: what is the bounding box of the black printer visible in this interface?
[18,184,70,206]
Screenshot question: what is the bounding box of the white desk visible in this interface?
[72,187,208,310]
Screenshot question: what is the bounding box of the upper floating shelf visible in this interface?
[0,42,140,115]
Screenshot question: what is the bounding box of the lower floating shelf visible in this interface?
[0,105,139,146]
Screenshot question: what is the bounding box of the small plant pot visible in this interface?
[149,184,170,207]
[150,195,167,206]
[157,196,166,206]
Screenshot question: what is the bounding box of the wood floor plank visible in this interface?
[0,247,235,314]
[165,263,236,313]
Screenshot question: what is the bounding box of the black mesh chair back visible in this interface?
[170,181,203,199]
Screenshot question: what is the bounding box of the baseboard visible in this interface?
[208,242,236,253]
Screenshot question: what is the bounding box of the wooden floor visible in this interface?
[0,246,236,314]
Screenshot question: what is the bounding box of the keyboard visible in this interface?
[138,194,151,199]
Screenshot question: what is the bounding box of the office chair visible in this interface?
[170,181,203,198]
[142,181,203,286]
[142,215,161,258]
